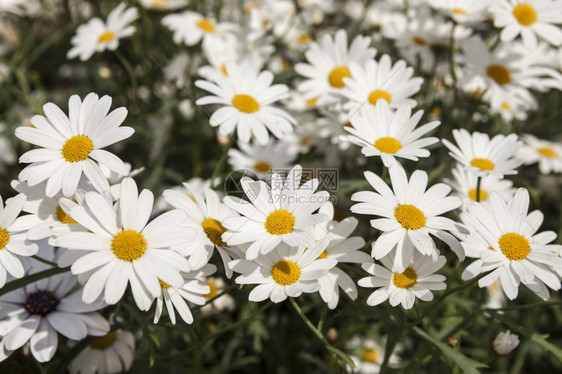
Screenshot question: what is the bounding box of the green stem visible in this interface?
[0,267,70,297]
[26,23,76,67]
[476,176,482,202]
[289,298,356,369]
[31,256,58,267]
[114,50,138,99]
[380,309,406,373]
[317,304,328,332]
[210,136,233,189]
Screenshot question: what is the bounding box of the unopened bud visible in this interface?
[492,330,520,356]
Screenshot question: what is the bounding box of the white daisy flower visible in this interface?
[162,10,236,47]
[244,0,295,41]
[282,23,315,51]
[341,55,423,110]
[442,129,524,178]
[198,35,265,83]
[0,194,38,287]
[163,185,242,277]
[351,164,464,272]
[15,93,134,198]
[68,329,135,374]
[358,251,447,310]
[228,139,298,180]
[153,264,215,325]
[11,181,96,244]
[445,165,515,209]
[345,101,440,167]
[229,239,337,303]
[67,2,139,61]
[458,37,562,106]
[490,0,562,47]
[347,335,401,374]
[0,272,109,362]
[489,90,537,123]
[195,63,295,145]
[139,0,187,10]
[55,178,195,310]
[461,188,562,300]
[311,203,372,309]
[200,276,236,317]
[153,177,217,215]
[222,165,330,260]
[492,330,520,356]
[382,10,472,74]
[517,134,562,174]
[429,0,493,24]
[295,29,376,104]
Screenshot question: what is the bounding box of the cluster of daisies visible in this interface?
[0,0,561,372]
[0,93,234,369]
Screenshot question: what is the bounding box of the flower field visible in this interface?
[0,0,561,373]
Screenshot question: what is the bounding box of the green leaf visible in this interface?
[530,334,562,362]
[0,267,69,297]
[413,327,488,374]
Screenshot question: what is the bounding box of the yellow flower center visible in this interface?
[318,250,328,259]
[220,64,228,76]
[452,8,467,15]
[196,18,216,33]
[502,102,511,110]
[264,209,295,235]
[61,135,94,163]
[486,64,511,85]
[0,228,9,250]
[368,90,392,105]
[305,97,318,107]
[499,233,530,261]
[393,267,418,289]
[90,331,117,350]
[98,31,115,43]
[159,279,171,289]
[56,205,77,224]
[468,188,488,202]
[361,349,379,363]
[513,4,537,26]
[254,161,272,173]
[412,36,426,45]
[150,0,166,8]
[538,147,557,158]
[111,230,147,261]
[205,280,219,299]
[202,218,227,246]
[271,260,301,285]
[232,94,260,113]
[300,135,314,147]
[470,158,495,171]
[394,204,426,230]
[296,34,312,43]
[328,66,351,88]
[374,137,402,154]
